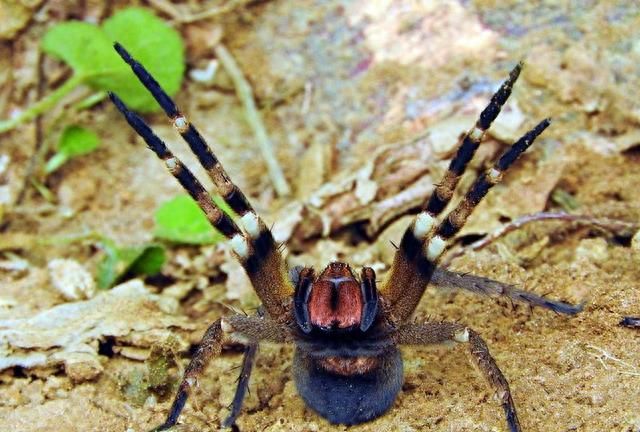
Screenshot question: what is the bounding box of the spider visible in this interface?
[108,43,583,432]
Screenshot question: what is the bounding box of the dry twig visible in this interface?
[214,43,291,197]
[442,211,638,266]
[147,0,253,23]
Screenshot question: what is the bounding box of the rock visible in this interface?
[47,259,96,301]
[575,238,609,265]
[0,280,193,379]
[60,352,103,382]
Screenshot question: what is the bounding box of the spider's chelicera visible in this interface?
[109,43,583,432]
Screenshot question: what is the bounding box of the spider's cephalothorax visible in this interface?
[293,263,379,334]
[109,43,583,432]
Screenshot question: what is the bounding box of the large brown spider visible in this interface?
[109,43,583,432]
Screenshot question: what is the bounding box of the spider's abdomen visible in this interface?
[292,347,403,425]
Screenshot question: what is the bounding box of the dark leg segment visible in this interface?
[223,342,258,428]
[109,93,240,239]
[437,118,550,240]
[396,321,521,432]
[152,319,223,431]
[431,268,584,315]
[114,42,253,216]
[111,44,295,320]
[426,62,522,216]
[620,316,640,328]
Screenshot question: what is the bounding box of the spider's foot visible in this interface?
[620,316,640,328]
[148,421,177,432]
[503,403,522,432]
[543,299,585,316]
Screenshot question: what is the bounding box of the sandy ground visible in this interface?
[1,1,639,431]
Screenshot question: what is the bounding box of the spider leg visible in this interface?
[381,65,550,323]
[431,268,584,315]
[110,94,240,238]
[110,44,294,320]
[149,315,289,431]
[395,321,521,432]
[620,316,640,328]
[435,118,550,240]
[150,319,223,432]
[223,306,267,428]
[223,342,258,428]
[114,43,254,217]
[426,62,522,216]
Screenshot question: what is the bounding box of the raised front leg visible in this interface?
[110,43,294,321]
[380,62,552,324]
[395,321,521,432]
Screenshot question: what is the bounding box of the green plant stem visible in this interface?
[214,44,291,197]
[0,230,103,251]
[73,91,107,110]
[0,74,85,134]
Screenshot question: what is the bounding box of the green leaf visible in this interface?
[41,7,184,112]
[154,195,230,245]
[96,240,166,289]
[45,125,100,174]
[129,245,166,275]
[42,22,119,79]
[102,8,184,111]
[96,240,121,289]
[59,125,99,155]
[551,188,580,212]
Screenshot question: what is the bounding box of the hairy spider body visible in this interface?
[109,43,583,432]
[292,263,402,424]
[293,343,403,425]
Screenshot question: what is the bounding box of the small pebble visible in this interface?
[48,259,96,301]
[631,229,640,252]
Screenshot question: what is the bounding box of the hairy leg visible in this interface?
[150,315,290,431]
[425,62,523,216]
[111,43,294,321]
[223,342,258,428]
[431,268,583,315]
[382,118,550,322]
[396,321,521,432]
[152,320,223,431]
[380,62,552,323]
